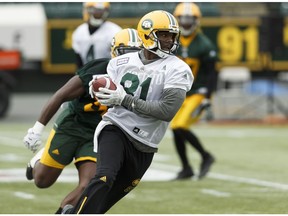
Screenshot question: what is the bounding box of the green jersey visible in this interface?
[56,58,110,133]
[177,31,217,96]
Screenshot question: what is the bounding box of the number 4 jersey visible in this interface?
[100,52,193,150]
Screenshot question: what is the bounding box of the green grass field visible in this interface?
[1,117,288,214]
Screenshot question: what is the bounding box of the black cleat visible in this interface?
[61,204,74,214]
[26,163,33,180]
[175,166,194,180]
[199,153,215,179]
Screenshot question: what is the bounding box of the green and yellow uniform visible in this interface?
[171,31,217,129]
[40,58,109,169]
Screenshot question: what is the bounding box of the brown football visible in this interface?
[92,77,117,92]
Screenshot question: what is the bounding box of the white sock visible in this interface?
[29,147,45,168]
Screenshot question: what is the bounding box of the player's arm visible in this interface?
[23,75,85,152]
[122,88,186,122]
[193,56,217,118]
[97,86,186,122]
[38,75,84,125]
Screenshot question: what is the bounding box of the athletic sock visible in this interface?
[29,147,45,168]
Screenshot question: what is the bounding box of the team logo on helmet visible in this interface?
[141,19,153,30]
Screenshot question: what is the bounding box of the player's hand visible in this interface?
[191,98,211,118]
[95,84,127,106]
[89,83,96,99]
[23,128,42,153]
[88,74,109,99]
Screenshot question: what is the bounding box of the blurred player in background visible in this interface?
[171,2,217,180]
[23,28,142,214]
[63,10,193,214]
[72,2,122,68]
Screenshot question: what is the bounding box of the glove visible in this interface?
[95,84,127,106]
[191,98,211,118]
[23,121,44,153]
[88,74,109,99]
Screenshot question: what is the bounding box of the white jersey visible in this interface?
[96,52,193,151]
[72,21,121,64]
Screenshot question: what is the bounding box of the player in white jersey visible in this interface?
[23,28,142,214]
[72,2,122,68]
[63,10,193,214]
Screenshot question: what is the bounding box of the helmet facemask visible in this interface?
[84,4,109,27]
[83,2,110,27]
[178,16,200,36]
[146,30,180,58]
[113,45,142,57]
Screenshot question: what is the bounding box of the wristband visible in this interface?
[33,121,45,134]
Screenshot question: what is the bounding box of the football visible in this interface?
[92,76,117,92]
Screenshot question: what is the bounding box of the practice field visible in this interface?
[0,94,288,214]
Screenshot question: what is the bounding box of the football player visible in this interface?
[23,28,142,214]
[64,10,193,214]
[72,2,122,68]
[171,2,217,180]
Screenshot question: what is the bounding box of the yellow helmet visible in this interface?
[111,28,142,58]
[137,10,180,58]
[173,2,202,36]
[83,2,110,27]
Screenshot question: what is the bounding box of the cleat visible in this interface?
[26,163,33,180]
[25,147,45,181]
[175,166,194,180]
[198,153,215,179]
[61,204,74,214]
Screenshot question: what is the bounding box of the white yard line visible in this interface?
[201,189,231,197]
[151,162,288,191]
[14,191,35,199]
[208,172,288,191]
[1,164,288,192]
[0,136,22,147]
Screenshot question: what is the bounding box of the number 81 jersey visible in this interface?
[103,52,193,149]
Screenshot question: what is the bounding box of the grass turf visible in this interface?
[0,121,288,214]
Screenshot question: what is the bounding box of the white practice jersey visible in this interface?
[101,52,193,149]
[72,21,122,64]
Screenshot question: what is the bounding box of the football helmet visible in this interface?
[83,2,110,27]
[173,2,202,36]
[111,28,142,58]
[137,10,180,58]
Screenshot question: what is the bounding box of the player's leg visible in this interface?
[98,140,154,213]
[58,136,97,213]
[27,128,70,188]
[179,129,215,178]
[170,96,196,179]
[27,110,81,189]
[58,161,96,211]
[172,129,194,179]
[26,147,45,180]
[179,94,215,179]
[70,125,126,214]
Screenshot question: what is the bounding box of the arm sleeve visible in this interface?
[121,88,186,122]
